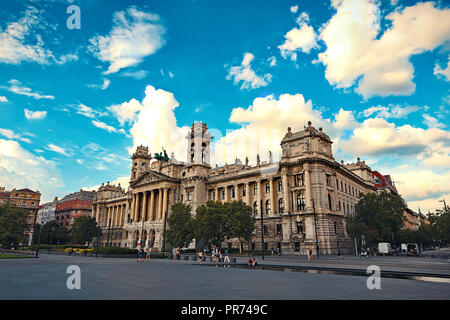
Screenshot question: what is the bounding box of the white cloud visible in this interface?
[45,144,71,157]
[268,56,276,67]
[89,6,166,74]
[92,120,126,134]
[107,98,142,125]
[0,128,31,143]
[121,70,148,79]
[434,55,450,81]
[290,5,299,14]
[226,52,272,89]
[318,1,450,99]
[87,78,110,90]
[423,114,446,129]
[76,103,107,118]
[0,96,7,102]
[76,159,84,164]
[0,139,64,202]
[360,105,421,119]
[279,12,319,61]
[24,109,47,120]
[3,79,54,100]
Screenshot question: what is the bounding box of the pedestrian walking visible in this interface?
[224,248,230,264]
[146,247,151,261]
[138,248,145,262]
[212,248,216,263]
[308,249,313,260]
[172,248,176,260]
[277,247,281,256]
[198,250,203,264]
[337,249,343,259]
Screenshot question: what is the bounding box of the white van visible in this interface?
[378,242,392,256]
[400,243,408,254]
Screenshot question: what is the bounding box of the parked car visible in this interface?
[378,242,392,256]
[407,243,421,256]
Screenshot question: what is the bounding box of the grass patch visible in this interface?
[0,254,32,259]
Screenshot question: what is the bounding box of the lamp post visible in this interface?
[35,225,42,258]
[260,199,264,260]
[312,198,320,259]
[48,226,54,254]
[162,210,168,253]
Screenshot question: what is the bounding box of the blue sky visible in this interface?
[0,0,449,212]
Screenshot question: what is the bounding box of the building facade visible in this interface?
[55,190,96,230]
[0,187,41,245]
[36,197,59,226]
[92,121,383,254]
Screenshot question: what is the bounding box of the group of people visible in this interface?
[360,247,377,258]
[196,248,230,264]
[137,247,152,262]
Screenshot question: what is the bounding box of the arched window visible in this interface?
[328,194,332,210]
[297,192,305,211]
[278,198,284,213]
[253,201,258,215]
[265,199,270,215]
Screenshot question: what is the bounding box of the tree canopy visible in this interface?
[0,203,29,248]
[71,215,101,245]
[346,192,406,246]
[167,202,194,249]
[32,220,69,245]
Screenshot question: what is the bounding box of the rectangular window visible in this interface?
[334,222,338,234]
[254,185,258,195]
[326,174,331,186]
[263,225,269,235]
[210,190,215,200]
[276,224,282,235]
[187,192,193,201]
[243,187,246,197]
[294,242,300,252]
[231,188,235,198]
[297,221,303,234]
[295,174,303,186]
[265,183,270,193]
[278,181,283,191]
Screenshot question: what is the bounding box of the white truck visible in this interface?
[378,242,392,256]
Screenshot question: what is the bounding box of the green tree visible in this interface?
[32,220,69,245]
[166,203,194,249]
[0,203,29,248]
[194,201,232,249]
[71,215,101,245]
[226,201,254,253]
[346,192,406,246]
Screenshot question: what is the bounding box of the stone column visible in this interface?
[95,204,100,222]
[304,167,312,210]
[142,191,148,222]
[131,194,136,223]
[245,182,250,205]
[215,188,219,202]
[158,188,163,220]
[106,206,111,227]
[225,186,230,202]
[257,180,262,215]
[235,184,240,201]
[162,188,168,219]
[282,168,291,213]
[269,178,275,216]
[149,190,155,221]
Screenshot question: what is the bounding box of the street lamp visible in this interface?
[312,198,320,259]
[260,199,264,260]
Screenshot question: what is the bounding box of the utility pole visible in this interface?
[312,198,320,259]
[260,199,265,260]
[162,210,168,253]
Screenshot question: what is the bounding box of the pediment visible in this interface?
[131,170,179,188]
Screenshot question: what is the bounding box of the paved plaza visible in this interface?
[1,253,449,300]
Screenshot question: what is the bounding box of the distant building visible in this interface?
[55,190,96,230]
[36,197,59,226]
[0,187,41,245]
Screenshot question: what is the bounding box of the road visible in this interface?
[0,253,449,300]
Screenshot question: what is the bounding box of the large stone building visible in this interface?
[92,121,383,254]
[0,187,41,245]
[55,190,96,230]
